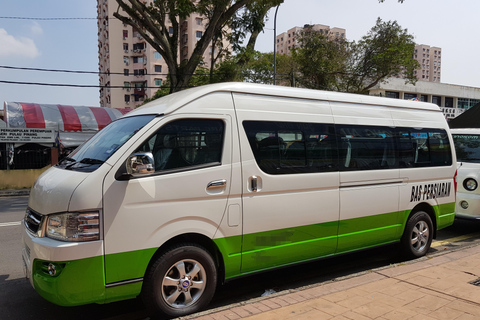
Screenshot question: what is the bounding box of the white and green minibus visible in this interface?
[23,82,456,318]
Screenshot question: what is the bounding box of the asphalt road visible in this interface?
[1,195,479,320]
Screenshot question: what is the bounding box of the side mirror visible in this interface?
[126,152,155,176]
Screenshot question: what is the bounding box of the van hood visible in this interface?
[29,166,89,215]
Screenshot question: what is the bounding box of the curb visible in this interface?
[0,189,30,197]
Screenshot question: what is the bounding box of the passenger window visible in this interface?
[338,125,396,171]
[136,119,224,172]
[398,128,452,167]
[243,121,337,174]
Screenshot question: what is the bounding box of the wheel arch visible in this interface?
[142,233,226,286]
[407,202,437,239]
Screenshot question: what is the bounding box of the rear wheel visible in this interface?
[401,211,433,259]
[142,243,217,318]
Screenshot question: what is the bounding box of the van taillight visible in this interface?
[454,170,458,201]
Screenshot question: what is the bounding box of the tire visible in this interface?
[401,211,433,259]
[142,243,217,318]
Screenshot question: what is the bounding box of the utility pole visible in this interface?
[273,5,280,85]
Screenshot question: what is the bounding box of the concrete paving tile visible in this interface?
[399,274,439,287]
[252,301,272,312]
[304,297,349,316]
[230,306,252,318]
[443,285,480,303]
[408,314,439,320]
[340,310,372,320]
[335,294,372,309]
[260,299,282,310]
[267,296,291,307]
[428,306,465,320]
[417,287,456,301]
[455,313,480,320]
[240,303,263,316]
[356,277,401,293]
[407,294,452,312]
[446,300,480,317]
[329,315,351,320]
[352,300,394,319]
[378,281,418,296]
[322,287,370,303]
[211,311,236,320]
[361,291,410,308]
[393,287,427,304]
[287,291,308,303]
[382,308,418,320]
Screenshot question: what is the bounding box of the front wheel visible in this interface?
[142,243,217,318]
[401,210,433,259]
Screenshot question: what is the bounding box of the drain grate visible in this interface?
[469,278,480,286]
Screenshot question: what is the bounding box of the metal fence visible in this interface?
[0,143,51,170]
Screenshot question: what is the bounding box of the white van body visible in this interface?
[22,83,456,317]
[451,128,480,219]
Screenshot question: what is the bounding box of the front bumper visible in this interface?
[22,224,106,306]
[455,192,480,220]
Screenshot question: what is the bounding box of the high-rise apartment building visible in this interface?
[413,44,441,83]
[276,24,346,56]
[97,0,227,109]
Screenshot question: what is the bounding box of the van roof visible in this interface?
[124,82,441,117]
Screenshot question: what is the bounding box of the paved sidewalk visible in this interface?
[183,244,480,320]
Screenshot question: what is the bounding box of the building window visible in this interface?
[385,91,400,99]
[169,27,174,35]
[124,56,129,65]
[125,94,130,102]
[195,18,202,25]
[404,93,417,100]
[123,43,128,51]
[155,65,162,73]
[154,52,161,59]
[421,95,428,102]
[445,97,454,108]
[124,69,129,76]
[134,69,145,76]
[432,96,441,107]
[123,30,128,39]
[154,79,162,86]
[196,31,203,39]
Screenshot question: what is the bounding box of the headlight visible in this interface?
[46,212,100,242]
[463,178,478,191]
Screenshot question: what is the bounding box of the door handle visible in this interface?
[207,179,227,190]
[251,176,258,192]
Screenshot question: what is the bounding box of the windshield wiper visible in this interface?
[79,158,105,165]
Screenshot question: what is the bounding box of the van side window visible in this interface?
[338,125,396,171]
[243,121,337,174]
[398,128,452,167]
[137,119,224,172]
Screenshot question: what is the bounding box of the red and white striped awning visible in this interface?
[4,102,131,132]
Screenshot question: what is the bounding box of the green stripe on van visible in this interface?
[36,202,455,305]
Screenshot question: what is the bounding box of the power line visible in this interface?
[0,80,164,89]
[0,16,103,20]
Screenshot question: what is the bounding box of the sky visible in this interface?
[0,0,479,108]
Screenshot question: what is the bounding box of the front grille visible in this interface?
[24,208,43,235]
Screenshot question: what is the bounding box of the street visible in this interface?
[1,195,480,320]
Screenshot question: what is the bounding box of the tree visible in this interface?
[113,0,283,94]
[342,18,419,93]
[290,18,418,94]
[291,28,349,91]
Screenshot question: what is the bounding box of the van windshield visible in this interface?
[57,115,156,172]
[452,134,480,163]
